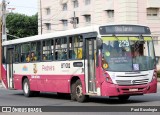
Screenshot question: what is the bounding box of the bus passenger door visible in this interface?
[6,48,14,89]
[85,38,97,93]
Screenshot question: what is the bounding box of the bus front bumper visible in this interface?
[101,79,157,96]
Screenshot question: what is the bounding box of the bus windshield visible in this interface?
[102,36,155,72]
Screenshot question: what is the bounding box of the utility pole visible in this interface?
[40,0,42,34]
[0,0,7,81]
[2,0,7,41]
[0,15,2,81]
[73,11,77,29]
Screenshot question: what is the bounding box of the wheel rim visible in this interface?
[24,82,29,94]
[76,85,83,98]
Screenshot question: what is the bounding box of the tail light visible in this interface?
[104,72,113,84]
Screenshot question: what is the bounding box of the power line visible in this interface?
[8,5,37,9]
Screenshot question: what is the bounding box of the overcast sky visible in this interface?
[1,0,38,16]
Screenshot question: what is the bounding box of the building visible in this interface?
[38,0,160,67]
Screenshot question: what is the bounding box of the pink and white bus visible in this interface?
[1,24,157,102]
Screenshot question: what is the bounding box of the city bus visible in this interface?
[1,24,157,102]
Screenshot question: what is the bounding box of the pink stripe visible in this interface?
[14,74,85,93]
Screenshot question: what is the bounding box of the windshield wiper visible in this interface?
[113,34,120,41]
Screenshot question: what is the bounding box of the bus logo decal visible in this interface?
[22,65,28,71]
[33,64,38,74]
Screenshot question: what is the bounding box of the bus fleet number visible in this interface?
[61,63,70,68]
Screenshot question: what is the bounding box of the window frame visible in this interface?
[73,0,79,8]
[147,8,159,17]
[85,0,91,5]
[45,23,51,30]
[62,3,67,11]
[46,7,51,15]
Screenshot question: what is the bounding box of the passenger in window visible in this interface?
[77,48,82,59]
[30,52,37,61]
[61,51,67,60]
[26,53,31,62]
[69,50,76,59]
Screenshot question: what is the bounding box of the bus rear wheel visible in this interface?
[71,79,88,102]
[23,78,34,97]
[118,95,130,101]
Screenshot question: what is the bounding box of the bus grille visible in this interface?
[116,79,149,85]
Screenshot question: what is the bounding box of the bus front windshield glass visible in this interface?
[102,36,155,72]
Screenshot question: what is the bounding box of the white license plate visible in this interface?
[129,88,138,91]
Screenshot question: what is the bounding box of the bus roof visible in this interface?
[2,24,150,46]
[2,25,98,46]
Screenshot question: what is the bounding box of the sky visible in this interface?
[1,0,38,16]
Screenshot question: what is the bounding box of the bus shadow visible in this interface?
[14,93,158,105]
[14,92,71,101]
[87,95,160,105]
[39,93,71,101]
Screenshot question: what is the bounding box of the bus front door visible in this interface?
[85,38,97,93]
[6,48,14,89]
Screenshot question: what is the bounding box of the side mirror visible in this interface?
[156,57,159,65]
[97,38,103,49]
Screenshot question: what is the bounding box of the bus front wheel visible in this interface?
[71,79,88,102]
[23,78,34,97]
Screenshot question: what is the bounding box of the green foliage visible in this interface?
[6,13,38,40]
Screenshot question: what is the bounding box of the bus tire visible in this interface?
[71,82,76,101]
[74,79,88,102]
[23,78,33,97]
[118,95,130,101]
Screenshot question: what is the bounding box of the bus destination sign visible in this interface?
[99,25,151,35]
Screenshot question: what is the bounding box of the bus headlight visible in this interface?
[152,70,157,81]
[104,72,113,84]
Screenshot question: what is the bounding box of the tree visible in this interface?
[6,13,38,40]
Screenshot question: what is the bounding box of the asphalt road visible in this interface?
[0,83,160,113]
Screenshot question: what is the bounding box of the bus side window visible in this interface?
[69,50,76,59]
[42,54,47,60]
[77,48,82,59]
[55,52,58,60]
[21,53,25,62]
[49,53,54,60]
[61,51,67,60]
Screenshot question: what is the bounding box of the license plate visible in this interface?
[129,88,138,91]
